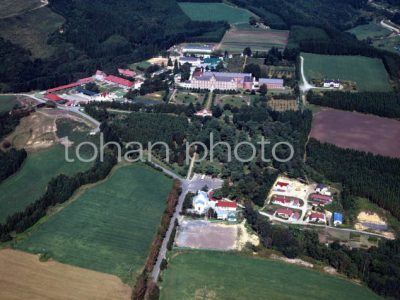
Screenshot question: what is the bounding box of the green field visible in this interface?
[16,164,173,281]
[0,145,93,223]
[0,95,18,113]
[302,53,392,92]
[220,24,289,53]
[160,251,382,300]
[347,22,391,41]
[0,0,42,18]
[178,2,254,24]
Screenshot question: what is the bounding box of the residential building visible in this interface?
[316,183,331,196]
[274,181,290,193]
[275,208,294,219]
[309,212,326,223]
[323,80,340,88]
[272,196,300,207]
[309,193,333,206]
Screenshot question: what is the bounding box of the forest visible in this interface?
[244,202,400,299]
[307,139,400,219]
[0,0,228,92]
[0,149,27,183]
[307,91,400,118]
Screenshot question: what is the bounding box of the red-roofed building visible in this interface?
[275,208,293,219]
[46,77,94,94]
[309,193,333,206]
[46,93,64,102]
[216,201,237,209]
[276,181,289,187]
[104,75,134,88]
[272,196,301,207]
[118,68,136,78]
[309,212,326,223]
[290,212,301,221]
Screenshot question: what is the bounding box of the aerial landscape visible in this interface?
[0,0,400,299]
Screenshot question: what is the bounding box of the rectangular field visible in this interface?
[220,26,289,53]
[310,108,400,158]
[178,2,254,24]
[15,164,173,281]
[301,53,392,92]
[160,251,381,300]
[0,249,131,300]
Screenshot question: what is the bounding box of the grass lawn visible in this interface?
[15,164,173,282]
[301,53,392,92]
[0,7,64,58]
[218,94,248,108]
[175,92,203,105]
[160,251,382,300]
[347,22,391,40]
[0,145,93,223]
[178,2,254,24]
[0,95,18,113]
[0,0,42,18]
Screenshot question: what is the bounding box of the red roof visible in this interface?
[46,93,63,101]
[276,181,289,187]
[216,201,237,208]
[273,196,290,203]
[118,68,136,78]
[79,77,95,84]
[310,212,325,220]
[276,208,293,216]
[105,75,133,87]
[310,194,332,201]
[47,77,94,93]
[291,212,301,220]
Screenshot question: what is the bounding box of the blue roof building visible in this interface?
[333,212,344,226]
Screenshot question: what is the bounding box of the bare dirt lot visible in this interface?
[0,249,131,300]
[310,108,400,158]
[176,220,238,250]
[3,108,93,151]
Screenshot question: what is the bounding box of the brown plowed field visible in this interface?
[310,108,400,158]
[0,249,131,300]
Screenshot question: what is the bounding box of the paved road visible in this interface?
[259,211,392,239]
[150,171,223,282]
[4,93,101,132]
[299,56,315,93]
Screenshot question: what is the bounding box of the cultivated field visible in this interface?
[160,251,381,300]
[16,164,173,281]
[302,53,392,92]
[176,220,238,250]
[310,108,400,158]
[178,2,254,24]
[0,249,131,300]
[0,6,64,58]
[219,25,289,53]
[0,95,18,113]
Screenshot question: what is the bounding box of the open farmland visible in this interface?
[178,2,254,24]
[0,249,131,300]
[16,164,173,281]
[160,251,381,300]
[310,108,400,158]
[0,95,18,113]
[0,145,93,223]
[302,53,392,92]
[219,25,289,53]
[0,6,64,58]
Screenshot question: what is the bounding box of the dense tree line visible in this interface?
[244,202,400,298]
[0,149,27,183]
[307,139,400,219]
[0,110,26,140]
[0,149,117,242]
[307,90,400,119]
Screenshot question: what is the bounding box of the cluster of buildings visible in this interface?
[192,190,238,222]
[274,208,301,222]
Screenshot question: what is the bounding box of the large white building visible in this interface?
[191,72,253,91]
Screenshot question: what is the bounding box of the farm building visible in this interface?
[46,93,64,102]
[191,72,253,91]
[118,68,136,78]
[182,45,214,54]
[316,183,331,196]
[275,208,293,219]
[333,212,344,226]
[195,108,213,117]
[309,212,326,223]
[323,80,340,88]
[104,75,134,88]
[258,78,284,90]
